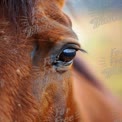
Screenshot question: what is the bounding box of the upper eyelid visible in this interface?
[56,43,85,58]
[59,43,80,52]
[51,43,79,59]
[60,43,86,53]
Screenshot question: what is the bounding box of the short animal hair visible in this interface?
[0,0,35,23]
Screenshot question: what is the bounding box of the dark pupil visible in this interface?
[59,49,76,62]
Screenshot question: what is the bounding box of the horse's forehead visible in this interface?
[0,0,77,46]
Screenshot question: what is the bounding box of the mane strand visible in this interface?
[0,0,35,23]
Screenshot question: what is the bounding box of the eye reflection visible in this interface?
[59,48,76,62]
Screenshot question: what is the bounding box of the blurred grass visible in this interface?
[70,14,122,98]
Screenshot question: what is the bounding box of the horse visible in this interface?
[0,0,122,121]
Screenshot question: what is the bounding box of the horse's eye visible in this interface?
[58,48,76,62]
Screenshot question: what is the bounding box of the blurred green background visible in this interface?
[64,0,122,98]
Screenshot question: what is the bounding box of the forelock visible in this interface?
[0,0,36,23]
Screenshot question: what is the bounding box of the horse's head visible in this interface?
[0,0,122,122]
[0,0,83,121]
